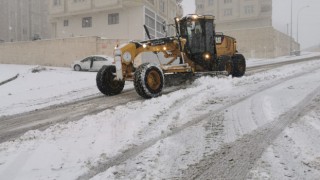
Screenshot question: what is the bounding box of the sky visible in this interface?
[181,0,320,49]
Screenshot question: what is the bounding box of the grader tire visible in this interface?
[96,65,125,96]
[134,63,164,99]
[232,54,246,77]
[218,56,233,76]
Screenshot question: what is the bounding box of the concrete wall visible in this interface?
[0,36,128,67]
[223,27,299,58]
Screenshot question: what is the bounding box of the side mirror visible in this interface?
[144,25,151,39]
[162,21,168,37]
[162,21,166,32]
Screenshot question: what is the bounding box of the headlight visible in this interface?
[123,51,132,63]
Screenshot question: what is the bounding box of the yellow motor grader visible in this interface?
[96,14,246,99]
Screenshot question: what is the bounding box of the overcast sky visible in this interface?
[181,0,320,49]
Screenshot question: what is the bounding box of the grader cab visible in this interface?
[96,14,246,99]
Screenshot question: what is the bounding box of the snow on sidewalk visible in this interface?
[0,64,132,116]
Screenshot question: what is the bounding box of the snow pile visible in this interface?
[30,65,47,73]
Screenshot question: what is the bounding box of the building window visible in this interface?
[147,0,155,5]
[224,8,232,16]
[144,8,167,39]
[64,20,69,27]
[53,0,61,6]
[82,17,92,28]
[261,5,271,13]
[108,13,119,25]
[156,15,166,38]
[244,5,254,14]
[208,0,214,6]
[224,0,232,4]
[197,4,204,10]
[159,0,165,13]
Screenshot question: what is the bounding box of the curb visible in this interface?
[0,74,19,86]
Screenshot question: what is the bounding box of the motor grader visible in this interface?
[96,14,246,99]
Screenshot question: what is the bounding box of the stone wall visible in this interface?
[0,36,128,67]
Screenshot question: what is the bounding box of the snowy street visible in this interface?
[1,54,320,179]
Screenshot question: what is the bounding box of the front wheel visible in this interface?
[232,54,246,77]
[96,65,125,96]
[134,63,164,99]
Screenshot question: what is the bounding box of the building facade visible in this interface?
[49,0,182,40]
[195,0,299,58]
[0,0,51,42]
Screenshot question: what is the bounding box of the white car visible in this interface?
[71,55,114,71]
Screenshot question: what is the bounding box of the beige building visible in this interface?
[49,0,182,40]
[0,0,183,67]
[0,0,51,42]
[195,0,299,58]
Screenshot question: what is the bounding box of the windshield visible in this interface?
[185,20,205,54]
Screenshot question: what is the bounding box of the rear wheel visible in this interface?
[232,54,246,77]
[134,63,164,99]
[218,56,233,75]
[225,60,233,75]
[74,65,81,71]
[96,65,125,96]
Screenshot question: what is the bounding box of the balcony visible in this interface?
[49,2,65,15]
[67,0,91,13]
[94,0,119,8]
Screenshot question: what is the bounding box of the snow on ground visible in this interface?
[0,53,319,117]
[92,60,320,179]
[0,64,133,116]
[248,109,320,179]
[1,56,320,179]
[246,51,320,67]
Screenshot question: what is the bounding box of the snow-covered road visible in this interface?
[1,54,320,179]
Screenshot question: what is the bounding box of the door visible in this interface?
[80,57,91,70]
[91,57,104,71]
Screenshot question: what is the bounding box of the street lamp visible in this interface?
[297,5,309,43]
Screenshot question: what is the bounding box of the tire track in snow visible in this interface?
[77,66,320,180]
[182,85,320,180]
[1,57,319,144]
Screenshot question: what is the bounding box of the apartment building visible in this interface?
[196,0,272,30]
[49,0,182,40]
[195,0,299,58]
[0,0,51,42]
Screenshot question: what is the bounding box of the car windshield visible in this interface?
[95,57,107,61]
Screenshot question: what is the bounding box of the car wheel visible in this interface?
[74,65,81,71]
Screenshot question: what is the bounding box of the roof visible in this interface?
[181,14,215,21]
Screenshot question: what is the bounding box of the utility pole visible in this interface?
[290,0,293,55]
[29,0,32,41]
[297,6,309,43]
